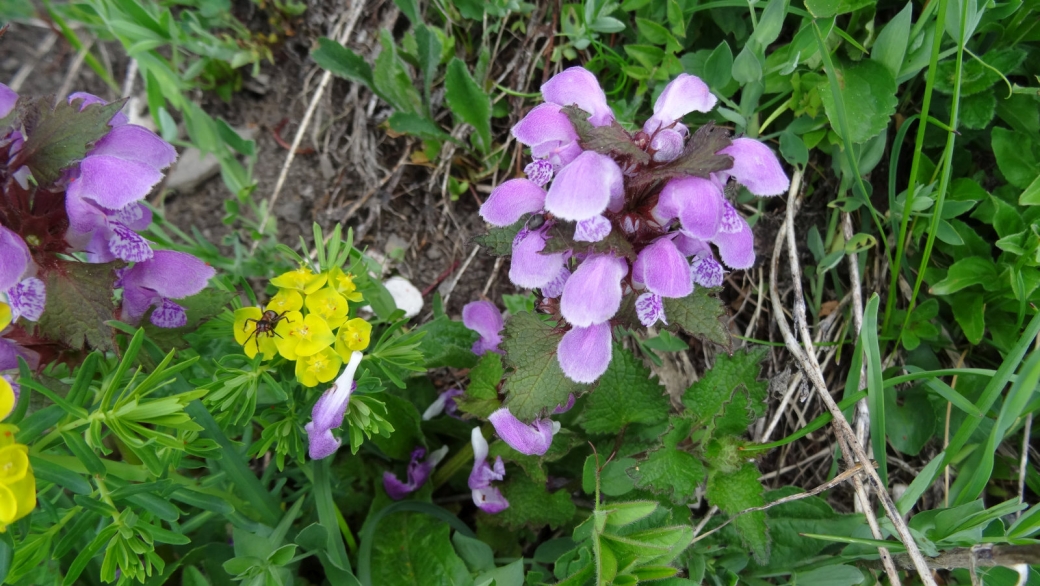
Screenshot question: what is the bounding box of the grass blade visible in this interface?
[862,294,888,487]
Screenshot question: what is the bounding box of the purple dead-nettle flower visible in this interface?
[0,84,16,118]
[305,351,364,460]
[480,68,788,384]
[469,427,509,513]
[383,445,449,500]
[554,394,576,414]
[117,250,215,328]
[422,388,464,420]
[0,225,45,322]
[489,407,560,456]
[462,300,505,356]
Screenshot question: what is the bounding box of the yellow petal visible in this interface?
[0,483,16,524]
[305,288,349,329]
[266,289,303,313]
[294,314,336,357]
[0,426,17,449]
[0,303,10,330]
[335,318,373,359]
[273,310,304,360]
[0,445,27,483]
[328,268,365,302]
[7,467,35,524]
[271,267,328,294]
[233,307,263,345]
[0,378,14,422]
[295,348,342,387]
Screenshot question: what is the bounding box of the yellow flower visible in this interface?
[292,314,336,357]
[0,377,15,421]
[266,289,303,314]
[335,318,372,359]
[0,302,10,330]
[327,268,364,303]
[295,347,342,387]
[305,288,349,329]
[272,311,305,360]
[233,307,278,360]
[270,267,327,295]
[0,425,35,532]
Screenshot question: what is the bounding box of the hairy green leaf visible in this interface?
[415,316,479,369]
[473,216,527,256]
[502,312,586,421]
[662,287,730,347]
[369,513,471,586]
[682,348,768,424]
[491,473,576,530]
[561,105,650,166]
[18,96,125,185]
[706,464,769,563]
[581,345,669,435]
[817,58,897,144]
[628,123,734,191]
[36,260,120,352]
[630,419,704,503]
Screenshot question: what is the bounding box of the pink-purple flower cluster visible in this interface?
[479,68,789,384]
[0,82,213,334]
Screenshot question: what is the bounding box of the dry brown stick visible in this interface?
[889,544,1040,570]
[842,212,872,455]
[692,463,871,544]
[770,170,934,585]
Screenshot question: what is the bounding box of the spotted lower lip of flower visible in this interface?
[636,292,667,327]
[233,307,280,360]
[266,289,303,314]
[383,445,449,500]
[327,268,364,303]
[304,351,363,459]
[488,408,560,456]
[691,254,725,288]
[295,346,343,388]
[118,250,215,327]
[271,267,327,294]
[462,301,504,356]
[334,317,372,359]
[293,314,336,357]
[306,287,349,329]
[7,277,45,322]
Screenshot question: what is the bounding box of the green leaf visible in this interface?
[35,260,120,352]
[703,41,734,91]
[388,112,449,141]
[473,216,527,256]
[884,385,937,456]
[793,565,864,585]
[414,24,442,109]
[934,48,1026,97]
[817,58,897,144]
[474,559,525,586]
[731,46,762,84]
[581,345,669,434]
[18,96,125,185]
[805,0,872,18]
[959,90,996,130]
[444,58,492,153]
[870,2,912,78]
[779,130,808,166]
[682,348,768,424]
[415,316,479,369]
[706,464,769,563]
[951,292,985,344]
[373,30,422,114]
[491,473,576,530]
[1020,174,1040,206]
[452,532,495,573]
[604,501,659,527]
[369,513,472,586]
[312,38,374,87]
[501,312,586,421]
[992,126,1040,189]
[748,0,787,49]
[29,456,91,495]
[755,488,864,571]
[928,256,999,295]
[370,394,424,460]
[392,0,420,23]
[630,419,705,504]
[456,352,503,418]
[661,288,730,347]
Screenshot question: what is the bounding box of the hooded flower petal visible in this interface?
[524,160,554,187]
[636,292,667,327]
[573,215,612,242]
[150,298,187,328]
[718,138,789,196]
[544,152,623,222]
[422,388,464,420]
[118,250,215,323]
[489,408,560,456]
[90,124,177,169]
[383,446,449,500]
[304,351,363,459]
[8,278,45,322]
[472,485,510,513]
[511,103,578,148]
[0,227,30,292]
[468,427,507,490]
[68,92,128,126]
[557,322,612,384]
[650,128,684,163]
[508,228,567,290]
[554,394,576,414]
[67,155,165,211]
[653,177,723,240]
[480,179,547,227]
[691,254,725,287]
[712,217,755,269]
[674,233,712,257]
[0,83,16,119]
[462,300,504,356]
[540,267,570,299]
[632,237,692,298]
[644,73,717,134]
[541,67,613,127]
[560,254,627,327]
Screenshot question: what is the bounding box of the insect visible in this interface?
[242,310,292,353]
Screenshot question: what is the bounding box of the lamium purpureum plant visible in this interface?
[477,67,788,400]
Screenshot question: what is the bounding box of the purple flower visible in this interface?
[574,216,612,242]
[557,322,612,384]
[479,179,546,227]
[0,225,45,322]
[117,250,215,327]
[462,300,504,356]
[632,236,693,299]
[652,177,724,240]
[541,67,614,127]
[691,253,725,287]
[422,388,464,420]
[650,128,685,163]
[511,103,582,169]
[7,278,44,322]
[636,292,667,327]
[508,227,568,290]
[544,151,624,222]
[524,160,554,187]
[711,213,755,270]
[540,267,570,299]
[488,407,560,456]
[383,445,449,500]
[469,428,508,513]
[0,83,16,119]
[0,226,31,293]
[554,394,576,414]
[560,254,627,327]
[68,92,128,126]
[305,351,364,460]
[718,138,790,197]
[643,73,717,134]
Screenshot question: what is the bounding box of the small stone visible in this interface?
[383,276,423,318]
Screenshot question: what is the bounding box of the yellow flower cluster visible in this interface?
[0,424,35,532]
[233,267,372,387]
